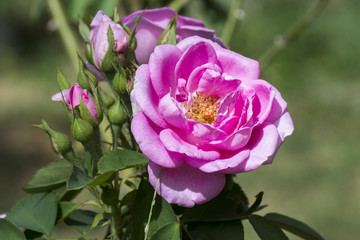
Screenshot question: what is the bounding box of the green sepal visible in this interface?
[79,97,97,127]
[99,88,115,107]
[84,69,98,87]
[108,98,127,125]
[34,119,73,155]
[71,117,93,143]
[157,14,178,45]
[101,26,116,72]
[113,70,128,95]
[56,68,71,91]
[79,17,90,44]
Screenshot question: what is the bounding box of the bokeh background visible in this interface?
[0,0,359,239]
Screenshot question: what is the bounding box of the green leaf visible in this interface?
[67,166,93,190]
[79,17,90,43]
[91,213,110,229]
[0,219,26,240]
[64,210,101,235]
[149,222,181,240]
[87,171,114,186]
[248,215,289,240]
[97,149,148,174]
[23,158,73,193]
[23,229,43,239]
[57,201,81,223]
[132,179,153,240]
[56,68,71,91]
[265,213,324,240]
[148,195,178,238]
[188,220,244,240]
[6,192,58,236]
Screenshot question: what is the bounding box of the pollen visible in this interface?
[185,92,220,125]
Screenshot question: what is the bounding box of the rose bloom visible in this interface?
[52,83,97,120]
[131,36,294,207]
[121,7,225,64]
[89,11,129,70]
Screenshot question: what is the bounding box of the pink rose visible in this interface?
[89,11,129,70]
[52,83,97,120]
[121,7,225,64]
[131,36,294,207]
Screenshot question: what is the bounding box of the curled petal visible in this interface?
[149,45,182,98]
[274,111,294,141]
[159,93,188,130]
[210,127,253,151]
[131,113,184,168]
[148,161,226,207]
[160,128,220,161]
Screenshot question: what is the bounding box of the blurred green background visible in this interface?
[0,0,359,239]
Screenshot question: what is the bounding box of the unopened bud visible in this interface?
[35,120,72,155]
[99,88,115,107]
[108,99,127,125]
[71,117,93,142]
[113,71,128,95]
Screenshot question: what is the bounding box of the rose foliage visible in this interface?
[2,6,325,240]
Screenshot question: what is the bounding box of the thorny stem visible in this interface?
[260,0,330,71]
[222,0,243,46]
[47,0,79,71]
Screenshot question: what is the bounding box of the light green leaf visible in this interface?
[97,149,148,174]
[23,158,73,193]
[6,192,58,236]
[57,201,81,223]
[0,219,26,240]
[149,222,181,240]
[265,213,324,240]
[248,215,289,240]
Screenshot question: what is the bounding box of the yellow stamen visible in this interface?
[185,92,219,125]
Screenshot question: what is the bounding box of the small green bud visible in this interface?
[108,99,127,125]
[99,88,115,107]
[71,117,93,142]
[113,71,128,95]
[35,120,72,155]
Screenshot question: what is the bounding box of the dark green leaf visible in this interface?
[97,149,148,174]
[57,201,81,223]
[148,195,178,238]
[23,229,43,239]
[248,215,289,240]
[149,222,181,240]
[64,209,99,235]
[0,219,26,240]
[265,213,324,240]
[182,186,245,223]
[6,192,57,236]
[247,192,264,214]
[131,179,153,240]
[23,158,73,193]
[67,166,93,190]
[189,220,244,240]
[79,17,90,43]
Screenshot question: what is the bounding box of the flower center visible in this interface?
[185,92,220,125]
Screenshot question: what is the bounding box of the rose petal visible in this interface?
[51,89,70,102]
[233,123,281,172]
[187,149,250,173]
[210,127,253,151]
[132,65,170,128]
[131,113,184,168]
[122,7,175,28]
[191,121,228,141]
[175,41,221,82]
[159,93,188,130]
[176,36,223,53]
[216,47,260,80]
[186,63,222,94]
[148,161,226,207]
[177,25,226,47]
[274,111,294,141]
[159,128,220,161]
[149,45,182,98]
